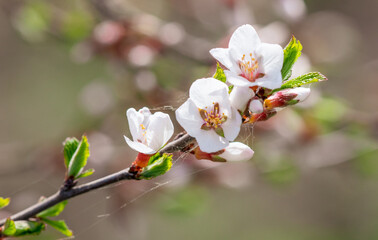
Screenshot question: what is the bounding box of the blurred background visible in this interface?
[0,0,377,239]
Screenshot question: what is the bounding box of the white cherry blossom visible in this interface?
[124,107,174,154]
[210,24,284,90]
[175,78,242,153]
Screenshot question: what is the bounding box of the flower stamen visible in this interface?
[239,52,259,82]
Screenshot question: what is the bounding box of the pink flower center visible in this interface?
[239,53,259,81]
[199,103,227,129]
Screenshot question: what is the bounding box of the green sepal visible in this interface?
[76,168,95,179]
[213,62,226,83]
[68,135,90,178]
[139,153,173,180]
[211,156,227,162]
[36,201,68,218]
[41,218,73,237]
[0,197,10,209]
[3,220,45,237]
[3,218,16,236]
[214,127,225,138]
[281,36,302,81]
[273,72,327,93]
[63,137,79,168]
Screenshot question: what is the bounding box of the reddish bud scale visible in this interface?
[246,110,277,123]
[129,152,153,173]
[193,147,225,161]
[264,91,298,110]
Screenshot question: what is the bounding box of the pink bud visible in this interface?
[264,87,310,110]
[249,99,264,113]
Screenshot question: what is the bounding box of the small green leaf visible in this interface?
[61,10,93,42]
[41,218,73,237]
[273,72,327,93]
[139,153,173,179]
[37,201,67,218]
[281,36,303,81]
[0,197,10,209]
[3,218,16,236]
[4,221,45,237]
[68,135,90,178]
[213,62,226,83]
[76,168,95,179]
[63,137,79,168]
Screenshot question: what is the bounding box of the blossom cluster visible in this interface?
[124,24,326,167]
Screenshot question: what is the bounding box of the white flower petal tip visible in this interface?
[218,142,254,162]
[229,86,255,111]
[125,107,174,154]
[210,24,284,90]
[175,78,242,153]
[290,87,311,102]
[249,99,264,113]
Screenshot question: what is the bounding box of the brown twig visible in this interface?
[0,133,195,226]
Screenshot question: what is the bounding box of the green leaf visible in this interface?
[36,201,67,218]
[213,62,226,83]
[273,72,327,93]
[0,197,10,209]
[63,137,79,168]
[139,153,173,179]
[12,1,50,42]
[68,135,90,178]
[3,221,45,237]
[76,168,95,179]
[41,218,73,237]
[3,218,16,236]
[61,10,93,42]
[281,36,303,81]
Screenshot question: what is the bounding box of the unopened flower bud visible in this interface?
[193,142,254,162]
[249,99,264,113]
[217,142,254,162]
[264,87,310,110]
[245,110,277,123]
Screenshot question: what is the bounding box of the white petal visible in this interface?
[218,142,254,162]
[222,107,242,141]
[249,99,264,113]
[290,87,311,102]
[229,24,261,61]
[175,99,204,136]
[138,107,152,126]
[225,70,253,87]
[126,108,143,141]
[189,78,229,109]
[254,43,284,89]
[145,112,174,151]
[209,48,238,72]
[124,136,156,154]
[229,86,254,111]
[195,130,229,153]
[253,72,283,89]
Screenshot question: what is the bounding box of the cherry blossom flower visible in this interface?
[124,107,174,155]
[175,78,242,153]
[210,24,284,90]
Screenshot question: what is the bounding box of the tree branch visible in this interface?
[0,133,195,226]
